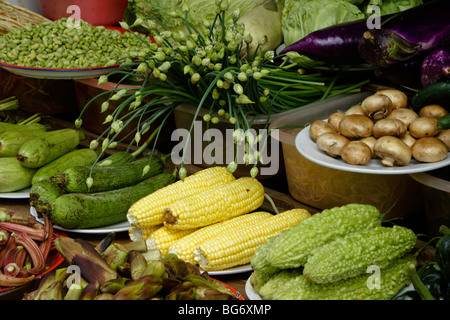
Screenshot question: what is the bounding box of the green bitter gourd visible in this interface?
[258,254,417,300]
[263,204,383,270]
[250,235,283,292]
[303,225,417,284]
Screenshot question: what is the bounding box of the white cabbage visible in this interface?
[127,0,264,30]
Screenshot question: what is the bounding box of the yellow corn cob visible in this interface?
[193,208,311,271]
[144,226,198,256]
[164,177,265,230]
[168,211,274,265]
[127,166,235,228]
[128,224,162,242]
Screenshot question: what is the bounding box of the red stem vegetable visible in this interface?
[0,228,9,246]
[0,236,15,267]
[0,209,54,288]
[14,232,45,276]
[0,221,47,241]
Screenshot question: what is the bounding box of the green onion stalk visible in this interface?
[0,96,19,111]
[75,0,369,179]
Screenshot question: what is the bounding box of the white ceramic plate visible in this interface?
[245,276,262,300]
[30,206,130,234]
[0,186,31,199]
[204,264,253,276]
[244,275,413,300]
[295,125,450,175]
[0,62,120,80]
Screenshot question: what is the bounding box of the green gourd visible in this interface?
[0,130,48,157]
[31,148,98,185]
[258,254,417,300]
[38,173,176,229]
[52,156,164,193]
[16,128,84,168]
[303,225,417,284]
[261,204,383,270]
[0,157,36,192]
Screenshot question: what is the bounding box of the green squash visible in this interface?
[0,157,36,192]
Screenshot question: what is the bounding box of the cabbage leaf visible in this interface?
[126,0,264,31]
[360,0,423,16]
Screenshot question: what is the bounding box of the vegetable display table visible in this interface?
[0,181,317,300]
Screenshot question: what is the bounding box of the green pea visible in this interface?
[0,18,154,68]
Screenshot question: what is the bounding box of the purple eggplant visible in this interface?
[421,46,450,87]
[279,10,403,65]
[280,18,376,65]
[358,0,450,68]
[374,55,424,89]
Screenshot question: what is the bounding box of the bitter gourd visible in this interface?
[250,236,283,292]
[303,225,417,284]
[262,204,383,270]
[258,254,417,300]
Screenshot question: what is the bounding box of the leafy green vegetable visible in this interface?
[360,0,423,16]
[345,0,365,4]
[280,0,424,47]
[281,0,365,46]
[126,0,264,32]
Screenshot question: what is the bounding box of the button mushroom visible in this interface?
[315,132,350,158]
[345,104,365,115]
[328,111,345,132]
[309,119,336,142]
[409,116,440,138]
[386,108,419,128]
[339,114,374,139]
[437,129,450,150]
[376,89,408,110]
[419,104,448,119]
[359,136,377,158]
[361,93,393,120]
[372,118,407,138]
[373,136,411,167]
[341,140,372,165]
[400,132,417,149]
[411,137,448,163]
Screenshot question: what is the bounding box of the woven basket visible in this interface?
[0,0,49,35]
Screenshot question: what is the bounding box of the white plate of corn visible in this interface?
[203,264,253,276]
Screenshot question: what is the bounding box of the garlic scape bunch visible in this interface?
[75,0,369,179]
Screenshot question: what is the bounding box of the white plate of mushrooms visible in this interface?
[295,89,450,175]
